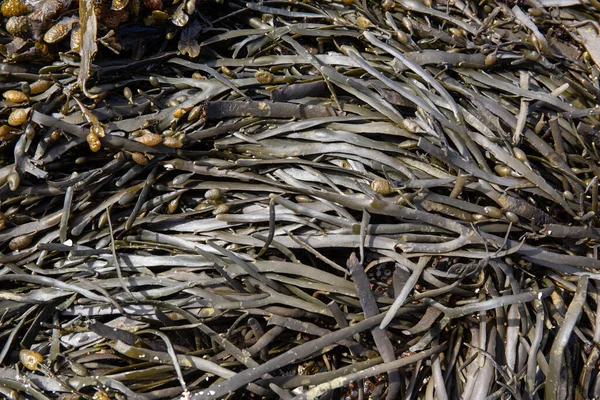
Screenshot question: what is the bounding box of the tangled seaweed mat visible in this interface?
[1,0,600,398]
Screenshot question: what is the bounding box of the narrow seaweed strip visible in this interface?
[527,291,545,397]
[286,231,348,274]
[125,166,158,231]
[138,329,187,394]
[111,340,234,378]
[244,325,284,358]
[142,301,277,397]
[206,241,288,294]
[294,344,447,400]
[270,194,353,228]
[344,47,455,130]
[255,197,275,259]
[0,275,106,302]
[59,172,76,243]
[381,256,430,329]
[106,208,135,300]
[198,306,413,398]
[424,287,554,319]
[256,356,382,389]
[546,275,589,400]
[347,252,401,400]
[362,31,462,125]
[359,209,370,264]
[253,233,299,263]
[0,377,50,400]
[431,340,449,400]
[513,71,529,145]
[0,306,37,365]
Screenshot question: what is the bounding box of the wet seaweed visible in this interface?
[0,0,600,398]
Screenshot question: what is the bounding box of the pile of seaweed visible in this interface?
[1,0,600,398]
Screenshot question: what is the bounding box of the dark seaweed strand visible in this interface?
[194,307,412,399]
[546,275,589,400]
[2,1,600,398]
[295,344,447,399]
